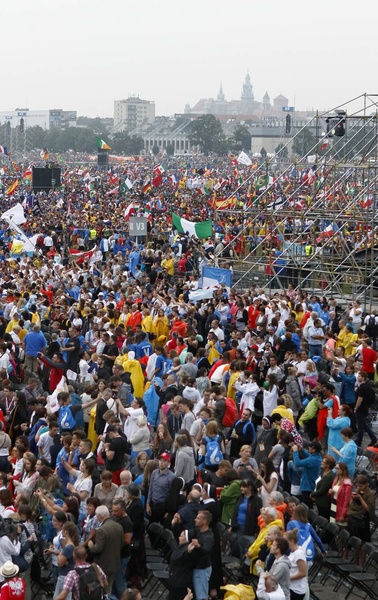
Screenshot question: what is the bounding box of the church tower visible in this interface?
[214,83,227,114]
[263,91,270,110]
[241,71,254,101]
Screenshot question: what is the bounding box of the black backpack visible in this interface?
[366,315,378,337]
[75,565,105,600]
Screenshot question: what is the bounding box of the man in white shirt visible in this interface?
[267,355,284,382]
[116,398,144,439]
[257,573,285,600]
[37,422,59,462]
[194,390,215,417]
[209,319,224,342]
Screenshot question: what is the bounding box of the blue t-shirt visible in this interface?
[155,355,168,377]
[24,331,47,356]
[236,497,249,530]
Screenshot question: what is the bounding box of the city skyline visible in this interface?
[2,0,377,119]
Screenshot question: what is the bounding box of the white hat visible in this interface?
[128,351,135,361]
[0,561,19,578]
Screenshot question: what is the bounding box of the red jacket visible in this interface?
[39,355,66,392]
[330,477,353,522]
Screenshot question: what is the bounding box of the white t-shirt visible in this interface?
[72,471,93,509]
[123,407,144,439]
[259,471,278,507]
[289,547,308,594]
[37,432,55,461]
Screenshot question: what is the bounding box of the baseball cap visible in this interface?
[159,452,171,461]
[308,441,322,453]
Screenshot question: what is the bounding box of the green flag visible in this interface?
[172,213,212,239]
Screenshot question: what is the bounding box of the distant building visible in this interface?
[0,108,77,130]
[128,116,194,155]
[114,97,155,132]
[185,73,292,118]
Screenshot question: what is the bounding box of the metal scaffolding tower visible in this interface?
[217,94,378,310]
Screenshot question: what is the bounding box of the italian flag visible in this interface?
[172,213,212,239]
[97,137,111,151]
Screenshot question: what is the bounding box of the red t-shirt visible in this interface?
[0,578,26,600]
[362,346,377,373]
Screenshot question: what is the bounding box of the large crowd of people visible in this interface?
[0,153,376,600]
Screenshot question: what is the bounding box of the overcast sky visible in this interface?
[2,0,377,119]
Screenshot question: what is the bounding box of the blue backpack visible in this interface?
[58,405,76,430]
[292,521,315,561]
[204,435,223,466]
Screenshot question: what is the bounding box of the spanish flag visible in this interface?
[6,179,19,196]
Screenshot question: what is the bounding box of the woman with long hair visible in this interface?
[62,457,95,517]
[13,451,38,498]
[8,391,29,443]
[0,421,11,473]
[329,426,358,479]
[199,420,225,472]
[140,459,159,502]
[262,374,279,416]
[329,461,353,525]
[55,521,79,595]
[152,423,172,458]
[0,489,17,518]
[252,457,279,508]
[130,451,148,481]
[284,528,308,600]
[44,510,67,583]
[286,503,326,558]
[310,454,336,520]
[327,404,352,458]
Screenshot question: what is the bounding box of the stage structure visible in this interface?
[215,94,378,310]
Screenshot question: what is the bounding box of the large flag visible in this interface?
[152,164,164,187]
[212,197,236,210]
[202,266,233,289]
[0,146,8,156]
[172,213,212,239]
[22,166,32,180]
[125,203,137,220]
[69,247,95,264]
[237,151,252,166]
[317,223,339,242]
[1,203,26,225]
[106,187,119,196]
[142,181,151,195]
[5,220,37,253]
[97,137,111,151]
[319,138,329,151]
[5,180,19,196]
[125,178,133,190]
